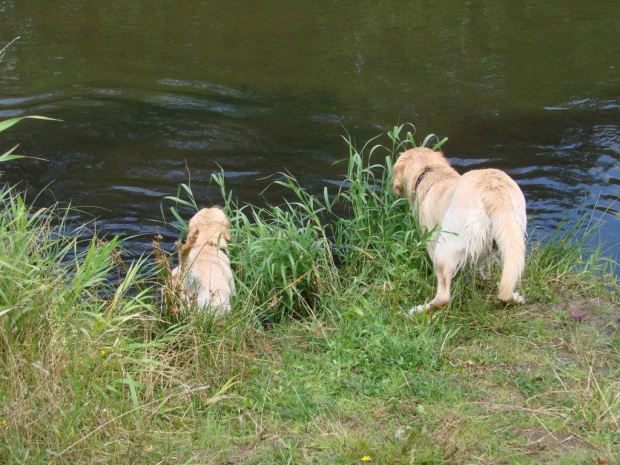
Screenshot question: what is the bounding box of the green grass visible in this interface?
[1,124,619,464]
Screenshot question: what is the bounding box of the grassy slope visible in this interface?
[1,127,618,464]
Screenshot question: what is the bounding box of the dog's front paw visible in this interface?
[502,292,525,305]
[408,303,430,316]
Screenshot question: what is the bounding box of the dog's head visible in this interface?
[392,150,416,198]
[186,206,233,248]
[392,147,448,198]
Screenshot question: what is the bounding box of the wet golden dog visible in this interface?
[171,207,235,315]
[392,147,527,314]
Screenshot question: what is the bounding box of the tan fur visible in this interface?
[392,147,527,314]
[171,207,235,315]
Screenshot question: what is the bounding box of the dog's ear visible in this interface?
[392,182,404,198]
[391,163,405,198]
[186,221,199,244]
[220,216,233,243]
[179,227,198,265]
[185,212,204,248]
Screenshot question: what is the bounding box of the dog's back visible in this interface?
[188,248,235,314]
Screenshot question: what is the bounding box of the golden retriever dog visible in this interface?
[171,207,235,315]
[392,147,527,314]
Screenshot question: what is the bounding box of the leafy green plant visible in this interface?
[0,116,57,164]
[526,209,617,300]
[226,175,340,323]
[331,125,444,284]
[160,181,199,241]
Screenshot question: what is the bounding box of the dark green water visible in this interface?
[1,1,619,261]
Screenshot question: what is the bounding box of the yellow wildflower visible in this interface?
[361,456,371,462]
[1,419,7,426]
[100,349,107,356]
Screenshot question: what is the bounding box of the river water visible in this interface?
[1,1,619,265]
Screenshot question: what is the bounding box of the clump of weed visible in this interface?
[0,116,242,463]
[526,210,618,301]
[161,124,447,323]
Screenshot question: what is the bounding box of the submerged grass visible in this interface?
[1,124,619,464]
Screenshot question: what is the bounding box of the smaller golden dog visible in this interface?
[392,147,527,314]
[171,207,235,315]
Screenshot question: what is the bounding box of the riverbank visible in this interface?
[1,128,618,464]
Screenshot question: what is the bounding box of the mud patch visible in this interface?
[559,295,619,335]
[523,429,579,452]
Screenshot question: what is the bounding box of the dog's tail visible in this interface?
[491,206,526,302]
